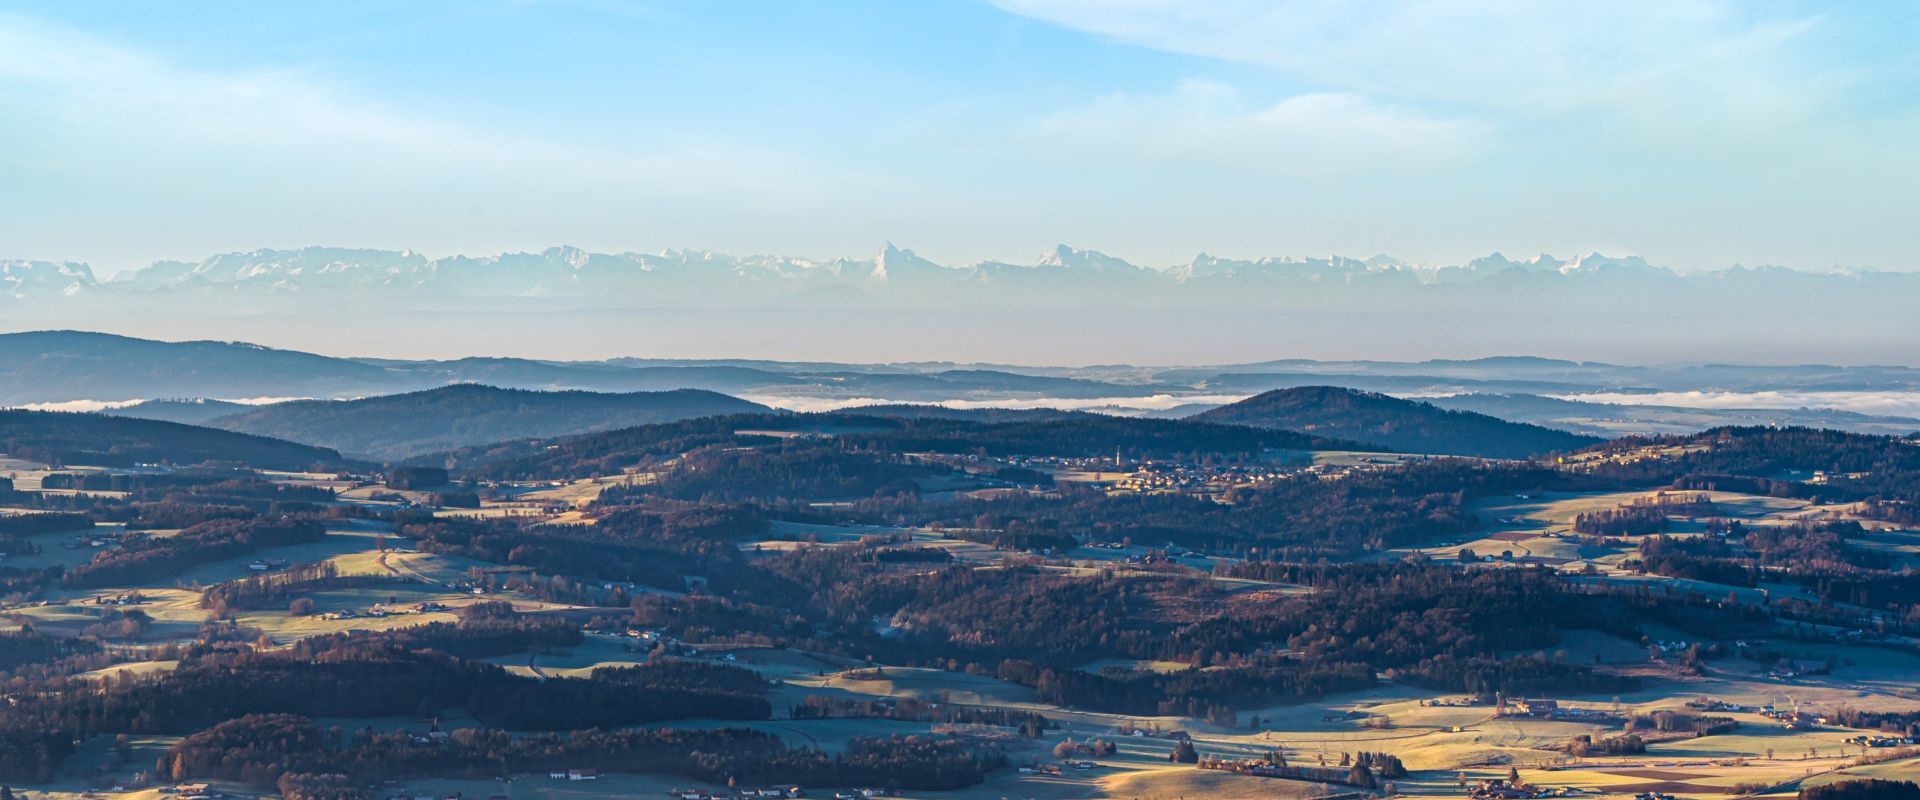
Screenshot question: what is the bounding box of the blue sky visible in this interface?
[1,0,1916,274]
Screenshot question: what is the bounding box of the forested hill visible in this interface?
[1582,426,1920,478]
[0,410,340,469]
[204,384,768,460]
[1574,427,1920,519]
[105,398,252,426]
[838,414,1344,458]
[1195,386,1603,459]
[433,412,1347,481]
[0,330,397,404]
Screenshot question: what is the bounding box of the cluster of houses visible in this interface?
[162,783,223,800]
[1760,706,1824,730]
[1506,699,1559,717]
[319,601,446,622]
[1490,698,1614,722]
[60,528,136,551]
[1196,757,1351,784]
[1297,460,1414,481]
[1118,726,1191,741]
[1421,696,1486,708]
[1107,460,1294,497]
[664,787,850,800]
[381,790,505,800]
[1844,734,1916,748]
[996,453,1317,498]
[1467,779,1590,799]
[1096,546,1213,565]
[1468,779,1554,799]
[1652,639,1696,655]
[605,626,694,654]
[1684,698,1751,713]
[405,730,452,745]
[1000,454,1121,474]
[245,557,291,571]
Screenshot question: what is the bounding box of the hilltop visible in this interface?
[1194,386,1602,459]
[0,409,339,469]
[106,398,253,426]
[203,384,769,461]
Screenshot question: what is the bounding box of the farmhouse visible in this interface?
[1471,779,1549,799]
[1512,698,1559,717]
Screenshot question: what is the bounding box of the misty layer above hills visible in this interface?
[11,331,1920,401]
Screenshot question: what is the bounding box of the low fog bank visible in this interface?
[6,304,1915,366]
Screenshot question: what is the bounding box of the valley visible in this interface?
[0,381,1915,800]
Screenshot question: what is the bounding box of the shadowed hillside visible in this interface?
[1194,386,1602,459]
[0,410,340,469]
[106,398,252,426]
[204,384,768,460]
[0,330,399,404]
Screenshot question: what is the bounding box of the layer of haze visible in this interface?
[7,305,1914,366]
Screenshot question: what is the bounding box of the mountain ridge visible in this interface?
[8,244,1904,302]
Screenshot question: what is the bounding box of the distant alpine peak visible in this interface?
[1035,244,1139,272]
[0,259,100,298]
[546,245,591,269]
[1363,253,1407,270]
[1559,252,1663,276]
[869,242,940,281]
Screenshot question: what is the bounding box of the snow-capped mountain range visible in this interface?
[3,244,1911,305]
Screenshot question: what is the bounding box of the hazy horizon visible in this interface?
[4,320,1919,369]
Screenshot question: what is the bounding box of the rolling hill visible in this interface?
[1193,386,1603,459]
[0,330,401,404]
[428,410,1348,481]
[0,331,1175,406]
[106,398,252,426]
[202,384,770,460]
[0,410,340,469]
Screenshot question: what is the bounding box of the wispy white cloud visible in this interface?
[0,11,881,268]
[1557,390,1920,419]
[0,12,533,168]
[989,1,1835,118]
[18,15,849,185]
[1036,80,1482,175]
[990,0,1920,262]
